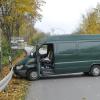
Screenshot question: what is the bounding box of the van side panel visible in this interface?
[78,41,100,70]
[54,41,100,74]
[54,42,82,73]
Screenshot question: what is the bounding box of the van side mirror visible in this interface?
[30,52,36,58]
[30,52,33,57]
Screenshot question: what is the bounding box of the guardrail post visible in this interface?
[3,86,8,92]
[9,55,12,70]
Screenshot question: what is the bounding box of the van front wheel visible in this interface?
[27,70,38,81]
[90,65,100,76]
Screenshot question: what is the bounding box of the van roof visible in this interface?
[39,34,100,44]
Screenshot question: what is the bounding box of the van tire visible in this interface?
[26,70,38,81]
[90,65,100,76]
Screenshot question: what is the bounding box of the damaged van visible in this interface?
[14,35,100,80]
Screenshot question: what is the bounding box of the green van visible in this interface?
[14,35,100,80]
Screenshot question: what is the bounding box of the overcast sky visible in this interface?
[35,0,100,35]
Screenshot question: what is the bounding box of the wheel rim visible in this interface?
[30,71,38,80]
[92,67,100,76]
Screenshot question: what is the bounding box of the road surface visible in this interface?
[25,74,100,100]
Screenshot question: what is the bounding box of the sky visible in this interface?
[35,0,100,35]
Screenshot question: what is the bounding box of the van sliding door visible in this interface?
[54,42,78,74]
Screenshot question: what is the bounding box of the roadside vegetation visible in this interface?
[0,52,28,100]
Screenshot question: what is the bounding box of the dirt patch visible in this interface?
[0,52,29,100]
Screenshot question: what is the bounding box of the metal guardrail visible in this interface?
[0,67,13,92]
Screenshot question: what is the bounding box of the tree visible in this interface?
[0,0,44,41]
[73,3,100,34]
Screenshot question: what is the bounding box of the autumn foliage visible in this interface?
[74,3,100,34]
[0,0,44,40]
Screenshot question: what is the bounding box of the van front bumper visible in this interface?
[13,67,27,77]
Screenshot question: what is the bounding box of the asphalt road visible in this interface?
[25,74,100,100]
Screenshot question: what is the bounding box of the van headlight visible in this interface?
[16,65,23,70]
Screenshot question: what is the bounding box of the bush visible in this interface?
[1,36,23,65]
[1,36,11,65]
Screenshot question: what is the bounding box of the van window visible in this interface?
[39,45,47,55]
[79,41,100,54]
[56,42,76,54]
